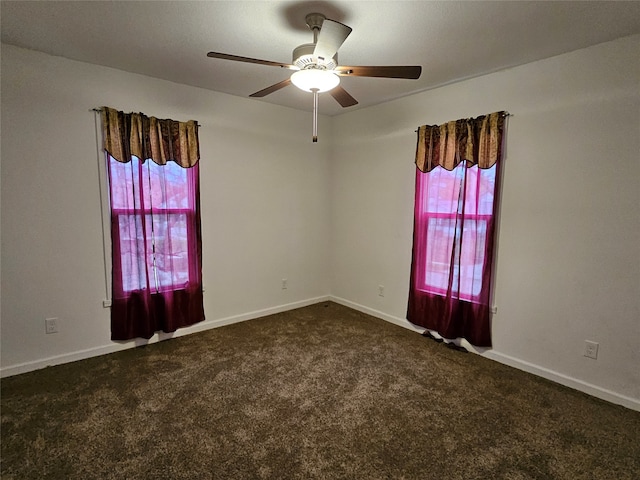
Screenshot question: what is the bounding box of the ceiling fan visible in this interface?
[207,13,422,142]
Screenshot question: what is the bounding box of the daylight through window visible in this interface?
[108,155,196,294]
[415,163,496,302]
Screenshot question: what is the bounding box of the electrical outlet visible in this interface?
[45,317,58,334]
[584,340,599,359]
[378,285,385,297]
[281,278,288,290]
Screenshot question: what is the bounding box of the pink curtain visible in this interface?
[407,112,506,347]
[102,107,204,340]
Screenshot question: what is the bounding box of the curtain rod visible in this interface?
[414,111,512,133]
[91,108,202,127]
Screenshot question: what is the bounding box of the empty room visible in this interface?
[1,1,639,478]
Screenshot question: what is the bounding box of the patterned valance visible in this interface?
[101,107,200,167]
[415,111,507,172]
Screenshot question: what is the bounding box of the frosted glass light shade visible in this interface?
[291,69,340,93]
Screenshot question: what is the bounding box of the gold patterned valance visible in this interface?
[101,107,199,167]
[415,111,506,172]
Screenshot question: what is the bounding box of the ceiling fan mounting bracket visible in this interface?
[305,13,326,32]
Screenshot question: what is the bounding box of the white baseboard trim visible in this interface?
[482,351,640,412]
[0,295,330,378]
[328,295,640,412]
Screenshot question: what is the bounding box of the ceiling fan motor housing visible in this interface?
[293,43,337,70]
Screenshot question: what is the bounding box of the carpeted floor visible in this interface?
[2,302,639,479]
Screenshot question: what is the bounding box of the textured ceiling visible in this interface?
[2,1,640,116]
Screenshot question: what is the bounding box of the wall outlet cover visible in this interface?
[584,340,599,359]
[45,317,58,334]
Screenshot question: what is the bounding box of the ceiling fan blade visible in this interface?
[335,65,422,79]
[313,19,352,61]
[207,51,297,70]
[249,78,292,98]
[330,86,358,107]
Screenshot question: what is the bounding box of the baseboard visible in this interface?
[329,295,640,412]
[481,351,640,412]
[0,295,330,378]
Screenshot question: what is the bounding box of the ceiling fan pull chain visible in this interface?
[312,89,319,142]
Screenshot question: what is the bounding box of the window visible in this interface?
[108,155,198,295]
[408,111,505,347]
[414,163,496,302]
[100,106,204,341]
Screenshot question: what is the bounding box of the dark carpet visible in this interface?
[2,302,639,479]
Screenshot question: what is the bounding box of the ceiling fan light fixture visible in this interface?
[291,69,340,93]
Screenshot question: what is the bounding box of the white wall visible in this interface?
[2,35,639,410]
[1,44,331,374]
[329,34,640,409]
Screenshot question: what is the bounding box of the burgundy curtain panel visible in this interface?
[101,107,204,340]
[407,111,507,347]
